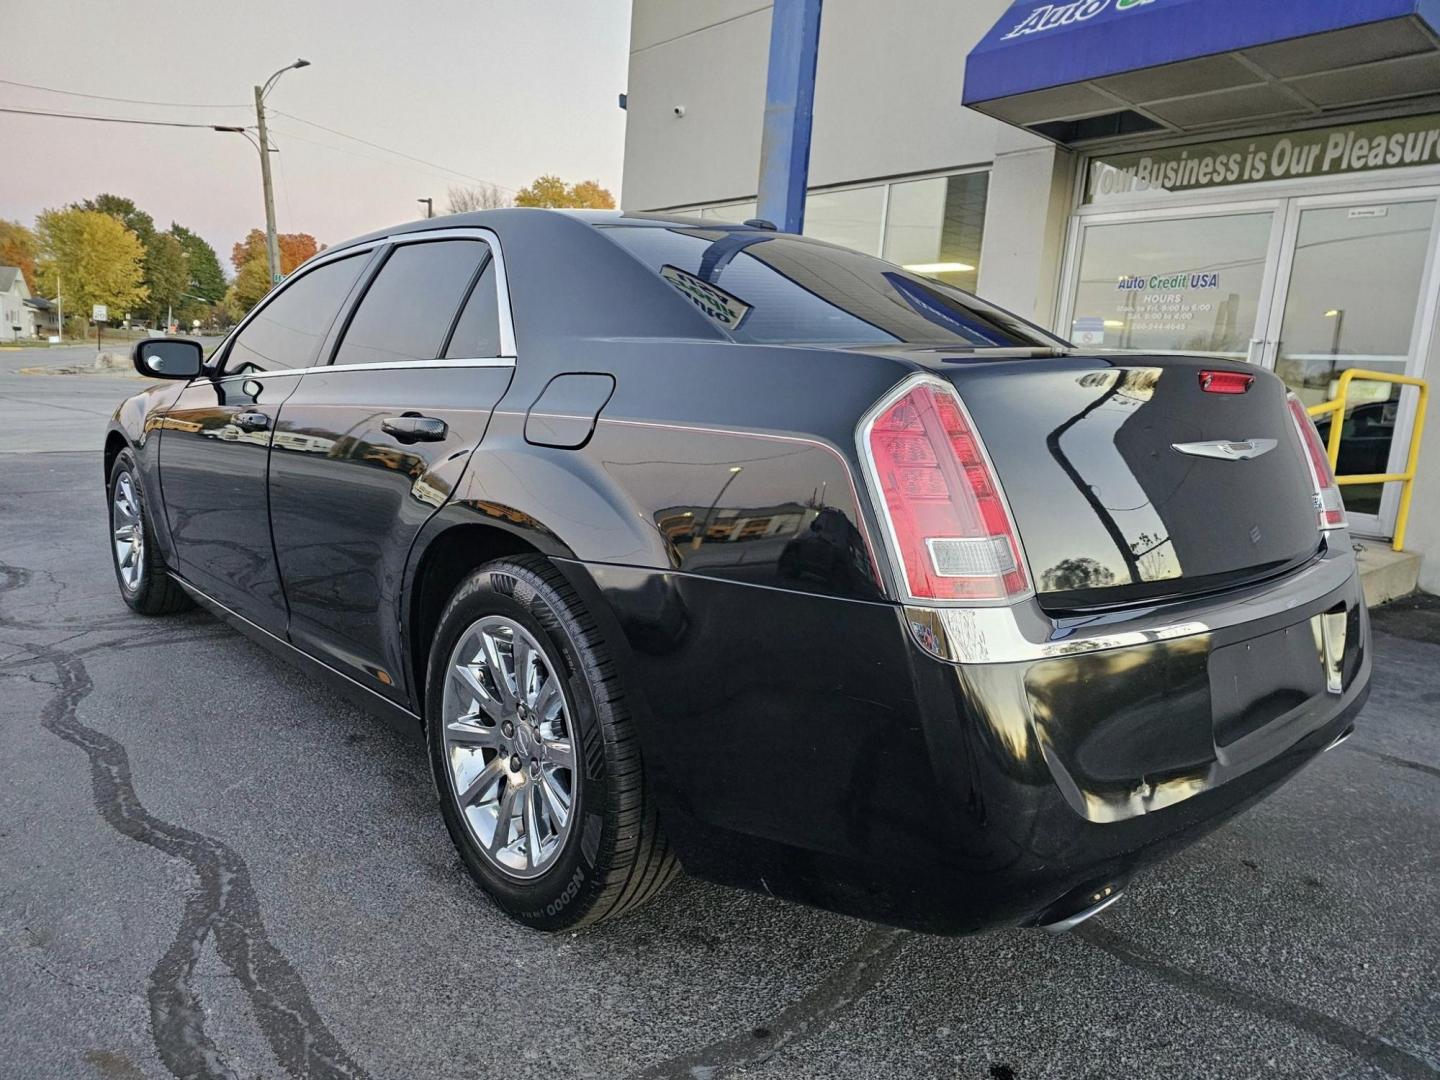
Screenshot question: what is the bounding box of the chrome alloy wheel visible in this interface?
[112,472,145,591]
[441,615,577,879]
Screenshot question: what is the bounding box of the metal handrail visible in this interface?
[1306,369,1429,552]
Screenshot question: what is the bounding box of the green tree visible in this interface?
[74,193,155,247]
[144,232,191,324]
[34,208,148,319]
[514,175,616,209]
[0,219,38,292]
[169,223,226,302]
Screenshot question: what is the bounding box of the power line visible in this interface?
[272,109,515,191]
[0,77,248,110]
[0,105,240,129]
[267,125,501,189]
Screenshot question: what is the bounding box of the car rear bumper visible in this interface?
[558,542,1370,935]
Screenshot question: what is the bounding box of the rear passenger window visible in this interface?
[333,240,487,367]
[444,261,503,358]
[225,253,366,375]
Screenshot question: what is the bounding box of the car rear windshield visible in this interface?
[597,223,1061,349]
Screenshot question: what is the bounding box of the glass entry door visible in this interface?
[1065,187,1440,539]
[1262,191,1440,534]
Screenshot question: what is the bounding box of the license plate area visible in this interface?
[1210,608,1347,747]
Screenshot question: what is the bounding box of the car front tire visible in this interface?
[108,448,193,616]
[426,556,679,930]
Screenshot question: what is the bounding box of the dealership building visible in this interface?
[620,0,1440,591]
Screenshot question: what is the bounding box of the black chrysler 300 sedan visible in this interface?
[107,209,1369,934]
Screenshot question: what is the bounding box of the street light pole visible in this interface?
[418,197,434,219]
[253,59,310,286]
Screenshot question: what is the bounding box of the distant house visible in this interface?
[0,267,37,342]
[25,295,58,338]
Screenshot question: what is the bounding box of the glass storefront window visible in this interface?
[685,170,990,289]
[802,185,886,255]
[1069,212,1274,357]
[881,172,988,293]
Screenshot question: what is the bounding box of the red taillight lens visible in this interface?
[863,380,1029,601]
[1286,394,1347,531]
[1200,370,1254,394]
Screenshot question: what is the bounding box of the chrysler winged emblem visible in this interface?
[1171,438,1278,461]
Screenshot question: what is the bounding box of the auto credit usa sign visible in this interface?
[1002,0,1155,39]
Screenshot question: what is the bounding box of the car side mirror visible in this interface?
[134,338,204,379]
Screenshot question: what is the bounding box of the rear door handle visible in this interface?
[382,414,448,443]
[233,411,270,433]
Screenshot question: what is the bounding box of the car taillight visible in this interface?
[862,378,1029,602]
[1286,394,1347,531]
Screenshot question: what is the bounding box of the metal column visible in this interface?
[756,0,823,234]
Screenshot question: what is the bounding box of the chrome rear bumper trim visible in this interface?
[906,547,1356,665]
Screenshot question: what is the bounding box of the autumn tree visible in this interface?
[230,229,321,276]
[446,183,512,213]
[0,219,38,292]
[34,208,148,319]
[513,175,615,209]
[227,257,273,314]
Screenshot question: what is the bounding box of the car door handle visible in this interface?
[382,415,448,443]
[233,411,270,433]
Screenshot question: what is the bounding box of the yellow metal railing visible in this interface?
[1306,369,1429,552]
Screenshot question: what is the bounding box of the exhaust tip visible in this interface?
[1323,724,1356,753]
[1040,887,1124,934]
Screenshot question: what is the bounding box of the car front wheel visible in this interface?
[426,556,679,930]
[108,448,193,615]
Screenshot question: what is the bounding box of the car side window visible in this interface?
[332,240,488,367]
[444,260,503,358]
[224,254,366,376]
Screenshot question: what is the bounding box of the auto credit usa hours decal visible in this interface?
[660,264,753,331]
[1002,0,1155,40]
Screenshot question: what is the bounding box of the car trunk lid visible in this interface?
[915,353,1322,611]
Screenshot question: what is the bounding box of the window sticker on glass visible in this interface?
[660,264,752,330]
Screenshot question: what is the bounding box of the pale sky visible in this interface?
[0,0,632,270]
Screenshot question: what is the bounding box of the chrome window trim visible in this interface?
[905,543,1357,665]
[215,356,516,383]
[381,226,517,358]
[211,225,518,381]
[855,372,1037,607]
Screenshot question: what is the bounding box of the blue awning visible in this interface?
[964,0,1440,144]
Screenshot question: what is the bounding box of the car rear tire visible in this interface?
[108,448,193,616]
[426,556,679,930]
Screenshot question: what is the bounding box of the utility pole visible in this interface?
[254,83,281,285]
[56,275,62,343]
[253,59,310,287]
[418,197,434,219]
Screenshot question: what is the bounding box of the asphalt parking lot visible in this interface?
[1,348,1438,1080]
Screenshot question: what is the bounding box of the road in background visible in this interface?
[0,364,1437,1079]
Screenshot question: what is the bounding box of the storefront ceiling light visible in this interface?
[1104,320,1125,328]
[903,261,975,274]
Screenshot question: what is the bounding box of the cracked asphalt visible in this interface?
[1,348,1438,1080]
